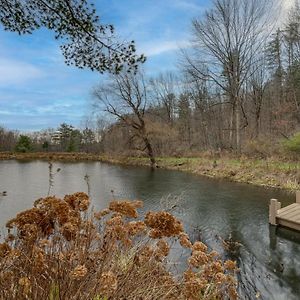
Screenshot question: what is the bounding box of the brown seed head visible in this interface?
[179,233,192,248]
[64,192,90,211]
[70,265,88,279]
[192,241,208,253]
[99,271,118,296]
[145,211,183,238]
[224,260,237,271]
[109,200,141,218]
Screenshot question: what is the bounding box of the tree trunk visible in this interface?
[236,97,241,153]
[143,136,156,169]
[229,104,235,149]
[255,113,260,138]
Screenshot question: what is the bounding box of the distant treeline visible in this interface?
[2,0,300,162]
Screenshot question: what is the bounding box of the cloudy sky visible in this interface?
[0,0,293,131]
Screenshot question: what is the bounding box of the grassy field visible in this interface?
[0,152,299,191]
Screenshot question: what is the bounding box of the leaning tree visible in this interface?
[93,71,156,168]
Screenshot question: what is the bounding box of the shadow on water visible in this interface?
[0,160,299,299]
[271,226,300,245]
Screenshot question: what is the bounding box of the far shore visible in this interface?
[0,151,299,191]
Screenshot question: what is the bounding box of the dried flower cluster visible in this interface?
[0,193,238,299]
[145,211,184,238]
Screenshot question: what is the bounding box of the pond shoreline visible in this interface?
[0,152,299,191]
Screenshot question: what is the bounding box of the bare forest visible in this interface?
[93,0,300,163]
[1,0,300,165]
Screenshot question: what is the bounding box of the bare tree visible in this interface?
[247,56,268,138]
[183,0,274,152]
[93,71,156,168]
[149,72,178,125]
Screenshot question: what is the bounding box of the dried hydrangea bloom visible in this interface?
[6,249,21,261]
[0,193,238,299]
[99,271,118,296]
[211,261,224,273]
[6,207,51,238]
[106,214,124,227]
[179,232,192,248]
[38,239,50,248]
[209,250,219,259]
[58,252,65,261]
[70,265,88,279]
[0,271,13,285]
[183,269,206,300]
[64,192,90,211]
[228,285,239,300]
[131,200,143,208]
[127,221,147,236]
[137,245,154,265]
[188,250,209,268]
[216,272,229,285]
[0,242,11,258]
[20,223,39,242]
[224,259,237,271]
[18,277,31,295]
[156,239,170,257]
[34,197,72,226]
[94,208,110,220]
[109,200,140,218]
[192,241,208,253]
[5,234,15,242]
[112,224,127,240]
[145,211,183,238]
[61,222,78,241]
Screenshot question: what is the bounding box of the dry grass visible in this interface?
[0,152,103,162]
[0,192,238,300]
[113,156,300,191]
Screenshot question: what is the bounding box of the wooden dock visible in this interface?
[269,191,300,231]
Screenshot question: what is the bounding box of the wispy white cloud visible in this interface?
[0,0,207,130]
[0,58,44,86]
[140,39,190,57]
[281,0,294,10]
[171,0,207,12]
[277,0,295,24]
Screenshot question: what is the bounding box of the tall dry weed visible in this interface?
[0,192,238,299]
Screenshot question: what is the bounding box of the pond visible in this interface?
[0,160,299,299]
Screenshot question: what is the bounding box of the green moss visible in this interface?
[283,132,300,153]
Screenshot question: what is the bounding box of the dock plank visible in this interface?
[277,219,300,231]
[277,203,299,216]
[279,208,300,220]
[288,216,300,224]
[269,195,300,231]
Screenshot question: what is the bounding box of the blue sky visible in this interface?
[0,0,292,132]
[0,0,210,131]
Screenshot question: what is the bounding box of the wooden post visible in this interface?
[269,199,278,225]
[296,191,300,204]
[277,201,281,210]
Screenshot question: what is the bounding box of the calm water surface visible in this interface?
[0,160,299,299]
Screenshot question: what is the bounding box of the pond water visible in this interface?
[0,160,299,299]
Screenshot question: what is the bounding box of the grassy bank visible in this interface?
[116,156,300,191]
[0,152,299,191]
